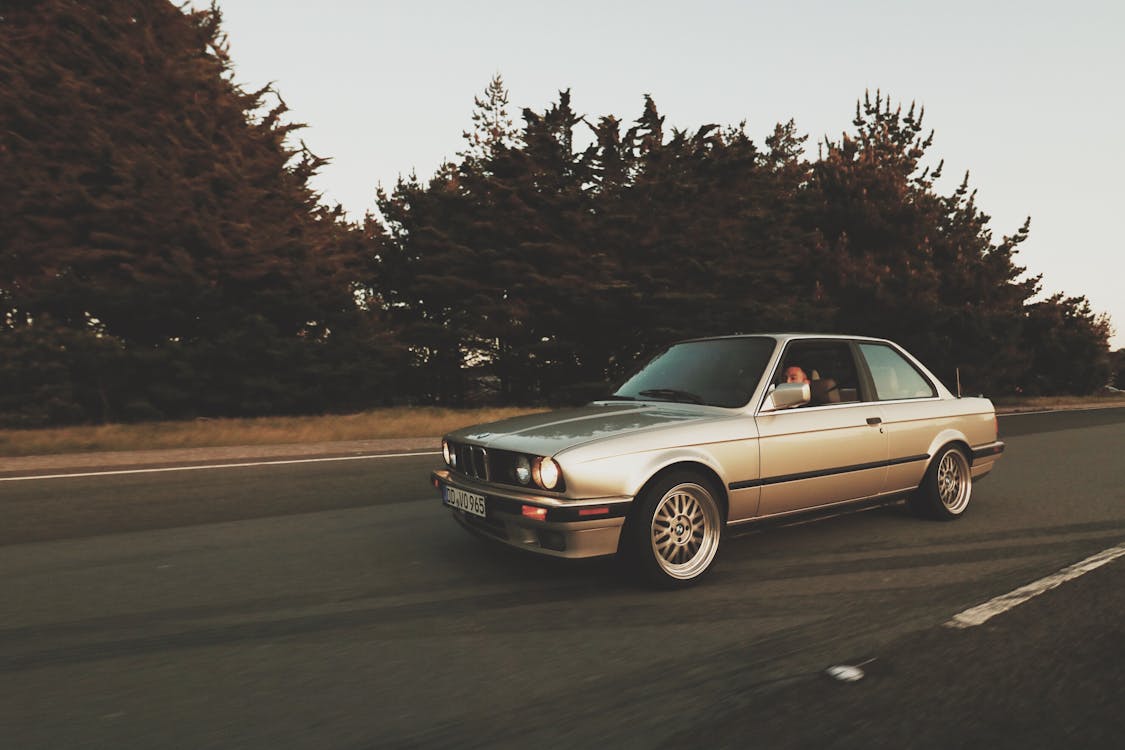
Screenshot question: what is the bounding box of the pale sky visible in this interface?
[211,0,1124,348]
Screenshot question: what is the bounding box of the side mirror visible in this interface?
[762,382,810,411]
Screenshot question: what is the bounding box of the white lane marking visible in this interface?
[0,451,441,483]
[945,541,1125,629]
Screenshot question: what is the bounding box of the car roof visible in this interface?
[678,333,893,345]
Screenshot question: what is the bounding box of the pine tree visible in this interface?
[1021,295,1112,395]
[377,84,1111,402]
[458,73,520,172]
[379,88,597,403]
[1,0,395,423]
[808,91,1037,391]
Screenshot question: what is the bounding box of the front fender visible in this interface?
[559,440,755,503]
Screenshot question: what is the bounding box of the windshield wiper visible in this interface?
[638,388,706,405]
[602,394,637,401]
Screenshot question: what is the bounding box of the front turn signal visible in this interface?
[521,505,548,521]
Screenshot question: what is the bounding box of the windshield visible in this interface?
[612,337,775,408]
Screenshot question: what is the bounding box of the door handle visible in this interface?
[866,417,882,426]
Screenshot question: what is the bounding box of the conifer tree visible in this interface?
[1020,295,1111,394]
[458,73,520,172]
[1,0,395,423]
[379,87,598,402]
[808,91,1038,391]
[379,83,1111,402]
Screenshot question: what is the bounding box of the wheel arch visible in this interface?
[918,438,972,488]
[924,430,973,470]
[618,460,729,581]
[632,461,730,522]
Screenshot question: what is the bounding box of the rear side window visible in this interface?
[859,343,936,400]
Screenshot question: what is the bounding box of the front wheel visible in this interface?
[623,472,723,588]
[910,445,972,520]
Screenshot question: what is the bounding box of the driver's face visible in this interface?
[784,366,809,384]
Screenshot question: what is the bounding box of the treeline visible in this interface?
[382,76,1113,403]
[0,2,1114,427]
[1,0,402,426]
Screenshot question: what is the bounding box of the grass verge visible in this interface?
[992,394,1125,412]
[0,407,546,458]
[2,394,1123,458]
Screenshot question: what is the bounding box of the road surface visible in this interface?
[1,408,1122,748]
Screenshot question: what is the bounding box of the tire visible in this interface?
[909,445,972,520]
[622,471,724,588]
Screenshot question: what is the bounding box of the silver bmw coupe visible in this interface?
[432,334,1005,586]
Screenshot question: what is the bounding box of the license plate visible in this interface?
[443,485,487,518]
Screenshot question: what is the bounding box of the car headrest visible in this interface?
[810,378,840,404]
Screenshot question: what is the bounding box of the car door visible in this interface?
[753,339,889,517]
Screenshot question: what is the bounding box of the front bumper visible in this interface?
[432,469,631,559]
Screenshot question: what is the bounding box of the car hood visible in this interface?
[446,402,729,457]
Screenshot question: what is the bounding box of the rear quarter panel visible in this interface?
[881,396,997,493]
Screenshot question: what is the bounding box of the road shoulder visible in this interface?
[4,404,1122,475]
[0,437,439,476]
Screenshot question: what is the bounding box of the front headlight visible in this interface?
[533,457,561,490]
[442,439,455,467]
[515,455,532,485]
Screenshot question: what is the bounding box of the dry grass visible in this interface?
[0,406,546,458]
[993,393,1125,412]
[3,394,1123,458]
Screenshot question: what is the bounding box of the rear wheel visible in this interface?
[623,471,723,587]
[910,445,972,520]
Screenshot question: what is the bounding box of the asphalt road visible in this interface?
[1,408,1122,749]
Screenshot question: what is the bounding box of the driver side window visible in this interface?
[774,341,862,406]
